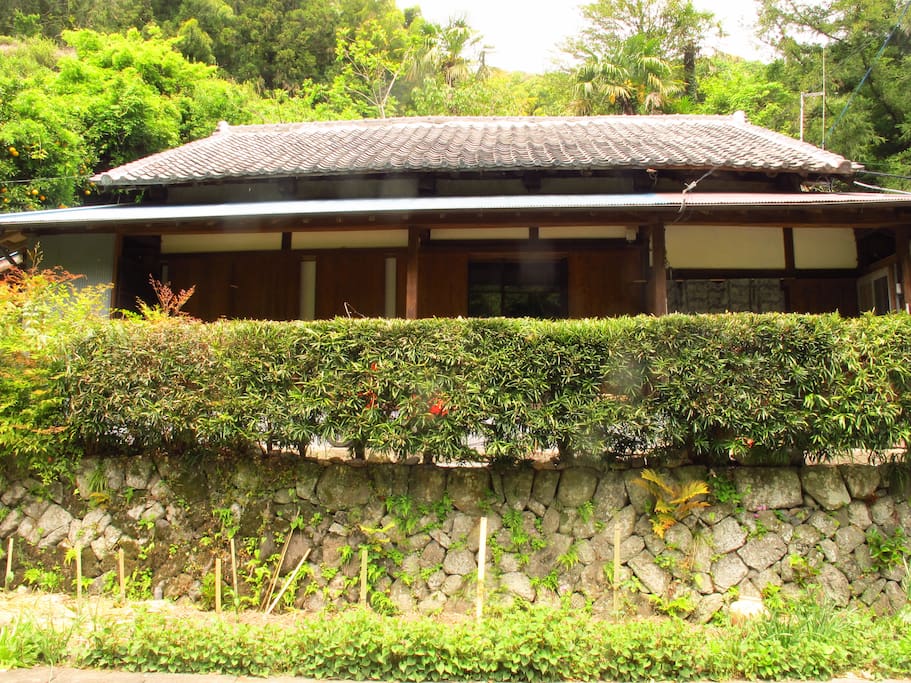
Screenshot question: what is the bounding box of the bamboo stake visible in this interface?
[260,529,293,611]
[118,548,126,604]
[75,544,83,602]
[229,537,239,612]
[359,546,368,607]
[265,549,310,616]
[476,516,488,623]
[612,523,621,614]
[5,537,13,589]
[215,558,222,614]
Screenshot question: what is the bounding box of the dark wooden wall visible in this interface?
[165,252,300,321]
[786,278,860,316]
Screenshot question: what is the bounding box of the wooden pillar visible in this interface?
[405,226,421,319]
[896,227,911,313]
[646,223,668,316]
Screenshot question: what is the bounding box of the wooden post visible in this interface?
[896,227,911,313]
[646,223,668,316]
[612,524,621,615]
[261,530,292,611]
[75,545,83,602]
[118,548,126,603]
[266,550,310,616]
[359,546,369,607]
[5,537,13,589]
[229,537,239,611]
[405,226,421,319]
[215,558,222,614]
[476,516,488,622]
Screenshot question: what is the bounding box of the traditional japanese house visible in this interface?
[2,114,911,319]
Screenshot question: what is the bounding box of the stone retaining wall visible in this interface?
[0,456,908,619]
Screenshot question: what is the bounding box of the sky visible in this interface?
[413,0,772,73]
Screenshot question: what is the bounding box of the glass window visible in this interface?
[468,259,568,318]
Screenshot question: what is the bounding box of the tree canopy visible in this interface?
[1,0,909,211]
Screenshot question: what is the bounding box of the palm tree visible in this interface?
[571,35,682,115]
[419,16,482,88]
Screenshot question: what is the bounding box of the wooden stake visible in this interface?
[359,546,368,607]
[612,523,621,614]
[476,516,488,622]
[118,548,126,604]
[260,529,293,611]
[229,537,239,611]
[75,544,83,602]
[265,549,310,616]
[5,537,13,589]
[215,558,222,614]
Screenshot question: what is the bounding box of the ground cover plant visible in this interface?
[2,595,910,680]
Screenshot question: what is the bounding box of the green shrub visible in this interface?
[16,311,911,465]
[0,260,109,481]
[74,605,911,680]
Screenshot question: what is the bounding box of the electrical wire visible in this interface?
[854,180,911,195]
[856,169,911,182]
[826,0,911,140]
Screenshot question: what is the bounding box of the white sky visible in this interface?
[412,0,772,73]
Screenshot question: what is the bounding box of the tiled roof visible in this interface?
[95,115,858,187]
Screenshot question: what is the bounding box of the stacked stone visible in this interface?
[0,457,907,619]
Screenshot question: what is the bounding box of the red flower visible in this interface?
[429,398,448,417]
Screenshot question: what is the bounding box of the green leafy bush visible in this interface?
[74,604,911,680]
[0,260,109,481]
[56,313,911,465]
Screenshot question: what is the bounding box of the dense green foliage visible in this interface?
[42,313,911,467]
[0,263,109,482]
[758,0,911,188]
[67,603,911,679]
[2,0,909,205]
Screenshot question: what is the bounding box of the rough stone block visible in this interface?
[737,533,786,571]
[871,496,896,528]
[500,572,535,601]
[834,525,866,555]
[502,467,535,511]
[531,470,559,507]
[316,463,371,509]
[442,548,475,576]
[840,465,880,500]
[628,551,670,595]
[711,553,749,593]
[818,564,851,607]
[448,468,491,515]
[556,468,599,508]
[712,516,747,554]
[409,466,447,506]
[734,468,803,511]
[801,467,851,510]
[807,510,839,538]
[593,474,629,519]
[36,504,73,549]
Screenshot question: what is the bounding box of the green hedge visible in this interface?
[77,605,911,680]
[57,313,911,464]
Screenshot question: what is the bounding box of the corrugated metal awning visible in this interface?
[1,192,910,231]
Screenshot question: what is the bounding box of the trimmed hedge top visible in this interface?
[56,313,911,465]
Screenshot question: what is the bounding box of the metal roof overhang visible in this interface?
[2,192,911,234]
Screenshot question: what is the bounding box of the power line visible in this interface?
[856,169,911,182]
[826,0,911,140]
